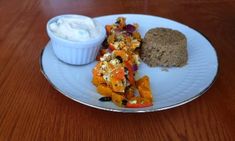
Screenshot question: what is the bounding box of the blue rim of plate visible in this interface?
[39,14,219,113]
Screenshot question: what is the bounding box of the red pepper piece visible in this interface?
[96,54,101,61]
[124,61,135,86]
[108,44,115,52]
[126,103,153,108]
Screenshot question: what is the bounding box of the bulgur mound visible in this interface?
[140,28,188,67]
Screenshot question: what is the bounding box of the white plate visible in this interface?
[40,14,218,113]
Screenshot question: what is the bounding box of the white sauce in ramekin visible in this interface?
[49,16,101,41]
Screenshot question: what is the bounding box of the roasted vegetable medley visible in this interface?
[92,17,153,108]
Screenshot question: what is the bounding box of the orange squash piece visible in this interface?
[112,92,125,107]
[136,76,153,102]
[92,75,105,86]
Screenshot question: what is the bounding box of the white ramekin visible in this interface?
[46,14,106,65]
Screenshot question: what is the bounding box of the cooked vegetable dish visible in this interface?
[92,17,153,108]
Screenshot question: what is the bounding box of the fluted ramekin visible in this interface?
[46,14,106,65]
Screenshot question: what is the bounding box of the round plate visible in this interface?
[40,14,218,113]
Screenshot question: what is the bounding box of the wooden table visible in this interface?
[1,0,235,140]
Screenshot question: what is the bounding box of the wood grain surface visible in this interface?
[1,0,235,140]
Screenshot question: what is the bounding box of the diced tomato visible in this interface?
[108,44,115,52]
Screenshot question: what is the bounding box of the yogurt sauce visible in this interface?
[49,16,101,41]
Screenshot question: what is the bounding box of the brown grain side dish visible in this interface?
[140,28,188,67]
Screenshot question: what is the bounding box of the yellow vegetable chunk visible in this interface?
[97,84,112,97]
